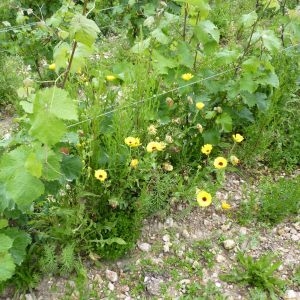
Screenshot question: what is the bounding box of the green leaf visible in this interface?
[215,112,232,132]
[131,37,151,54]
[202,129,220,144]
[176,41,193,68]
[259,72,279,88]
[0,219,8,230]
[29,112,66,146]
[25,153,42,178]
[239,74,258,93]
[215,49,239,65]
[175,0,211,18]
[194,20,220,44]
[260,30,281,52]
[34,87,78,121]
[5,171,44,208]
[151,28,169,44]
[70,43,93,73]
[0,252,15,282]
[4,229,31,266]
[0,234,13,252]
[20,100,33,113]
[151,50,177,75]
[104,237,126,245]
[240,11,257,28]
[70,14,100,47]
[241,92,268,110]
[53,42,71,71]
[61,155,83,181]
[262,0,280,10]
[204,111,216,119]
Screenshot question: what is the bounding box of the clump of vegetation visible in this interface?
[220,252,286,298]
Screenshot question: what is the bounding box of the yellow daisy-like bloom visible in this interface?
[94,169,108,182]
[201,144,213,155]
[124,137,142,148]
[163,162,173,172]
[130,159,139,168]
[181,73,194,81]
[230,155,240,166]
[221,201,231,210]
[48,63,56,70]
[232,133,244,143]
[214,157,228,169]
[196,190,212,207]
[105,75,116,81]
[196,102,205,110]
[146,141,166,153]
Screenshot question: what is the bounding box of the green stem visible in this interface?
[183,4,188,41]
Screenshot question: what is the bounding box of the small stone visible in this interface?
[165,217,174,227]
[163,244,170,253]
[239,227,247,235]
[215,282,222,288]
[120,285,130,293]
[291,234,299,242]
[203,219,210,226]
[144,277,164,296]
[25,295,34,300]
[283,289,298,300]
[108,282,115,291]
[177,250,184,257]
[162,234,170,242]
[223,239,236,250]
[221,223,232,231]
[192,260,200,269]
[105,269,118,282]
[138,242,152,252]
[216,254,226,263]
[182,229,190,238]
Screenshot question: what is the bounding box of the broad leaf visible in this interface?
[29,112,66,146]
[194,20,220,44]
[0,252,15,282]
[70,43,93,73]
[152,50,177,74]
[53,42,71,71]
[215,112,232,132]
[61,155,83,181]
[25,153,42,178]
[0,234,13,252]
[131,38,151,54]
[4,229,31,265]
[151,28,169,44]
[34,87,78,121]
[240,11,257,28]
[176,41,193,68]
[70,14,100,47]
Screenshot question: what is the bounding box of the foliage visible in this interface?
[0,0,299,292]
[220,252,286,298]
[237,176,300,225]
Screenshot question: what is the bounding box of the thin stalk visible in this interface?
[61,0,89,88]
[182,4,188,41]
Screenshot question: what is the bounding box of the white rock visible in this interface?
[291,234,299,242]
[177,250,184,257]
[108,282,115,291]
[165,217,174,227]
[138,242,152,252]
[192,261,200,269]
[221,223,232,231]
[239,227,247,235]
[105,269,118,282]
[162,234,170,242]
[223,239,236,250]
[283,289,298,300]
[182,229,190,238]
[215,282,222,288]
[216,254,226,263]
[163,244,170,253]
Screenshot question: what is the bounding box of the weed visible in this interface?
[220,252,286,298]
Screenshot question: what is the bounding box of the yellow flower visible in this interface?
[106,75,116,81]
[221,201,231,210]
[232,133,244,143]
[230,155,240,166]
[94,169,108,182]
[214,157,228,169]
[196,124,204,133]
[196,190,212,207]
[48,63,56,70]
[196,102,205,110]
[124,137,142,148]
[147,125,157,135]
[130,159,139,168]
[181,73,194,81]
[201,144,213,155]
[146,141,166,153]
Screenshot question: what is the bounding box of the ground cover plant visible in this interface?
[0,0,299,297]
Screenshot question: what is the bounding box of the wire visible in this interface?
[67,68,236,128]
[0,22,39,33]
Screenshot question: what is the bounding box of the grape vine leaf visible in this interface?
[70,14,100,47]
[0,252,15,282]
[54,42,71,71]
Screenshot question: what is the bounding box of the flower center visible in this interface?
[202,197,207,201]
[219,162,223,166]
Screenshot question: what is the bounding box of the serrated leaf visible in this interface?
[70,43,93,73]
[202,129,220,144]
[240,11,257,28]
[151,50,177,75]
[151,28,169,44]
[70,14,100,47]
[25,153,42,178]
[239,74,258,93]
[0,252,15,282]
[194,20,220,44]
[175,0,211,18]
[262,0,280,10]
[53,42,71,71]
[204,111,217,119]
[260,30,281,52]
[5,171,44,208]
[215,112,232,132]
[61,155,83,181]
[4,229,31,266]
[215,49,239,65]
[29,112,66,146]
[20,100,33,113]
[0,234,13,252]
[176,41,193,68]
[131,37,151,54]
[34,87,78,121]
